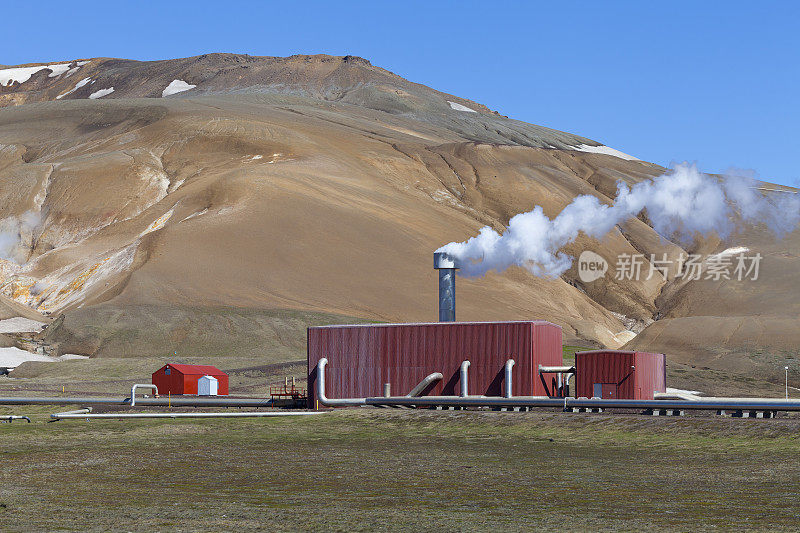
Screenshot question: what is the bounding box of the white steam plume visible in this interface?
[437,163,800,278]
[0,210,41,265]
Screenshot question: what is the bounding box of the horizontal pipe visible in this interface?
[568,398,800,411]
[52,408,92,417]
[538,365,576,373]
[363,395,800,412]
[6,390,800,412]
[654,391,702,401]
[406,372,444,397]
[50,411,327,420]
[367,396,560,408]
[0,396,277,407]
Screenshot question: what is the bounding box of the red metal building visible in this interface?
[575,350,665,400]
[152,364,229,396]
[307,320,563,407]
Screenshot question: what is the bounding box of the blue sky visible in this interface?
[4,1,798,186]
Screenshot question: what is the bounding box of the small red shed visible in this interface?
[575,350,666,400]
[152,364,229,396]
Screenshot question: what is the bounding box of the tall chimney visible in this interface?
[433,252,459,322]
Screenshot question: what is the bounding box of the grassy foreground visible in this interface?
[1,408,799,531]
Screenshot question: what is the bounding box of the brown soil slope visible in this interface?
[0,54,797,383]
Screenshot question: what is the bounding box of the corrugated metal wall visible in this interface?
[634,351,666,400]
[575,351,636,399]
[307,321,563,407]
[575,350,666,399]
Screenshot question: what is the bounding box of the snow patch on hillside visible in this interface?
[162,79,196,97]
[448,101,477,113]
[571,144,639,161]
[46,64,73,77]
[88,87,114,99]
[708,246,750,260]
[0,347,88,369]
[63,61,90,78]
[0,317,45,333]
[0,63,73,86]
[56,77,93,99]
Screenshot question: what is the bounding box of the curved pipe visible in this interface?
[564,372,574,397]
[130,384,158,407]
[2,415,31,423]
[406,372,443,397]
[460,360,470,397]
[316,358,366,407]
[504,359,515,398]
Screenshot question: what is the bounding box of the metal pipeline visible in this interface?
[460,360,470,397]
[14,392,800,412]
[51,411,327,420]
[316,358,366,407]
[654,391,702,401]
[56,408,92,415]
[313,359,800,412]
[406,372,444,397]
[504,359,515,398]
[367,395,560,408]
[363,395,800,412]
[0,396,276,408]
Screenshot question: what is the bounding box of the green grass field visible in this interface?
[1,334,796,531]
[1,408,799,531]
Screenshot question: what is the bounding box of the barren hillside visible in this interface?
[0,53,797,384]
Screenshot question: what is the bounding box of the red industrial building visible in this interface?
[575,350,665,400]
[152,364,229,396]
[307,320,563,407]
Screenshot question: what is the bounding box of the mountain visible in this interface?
[0,53,797,385]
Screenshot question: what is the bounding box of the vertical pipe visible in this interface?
[460,360,470,397]
[434,252,459,322]
[383,383,391,398]
[504,359,515,398]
